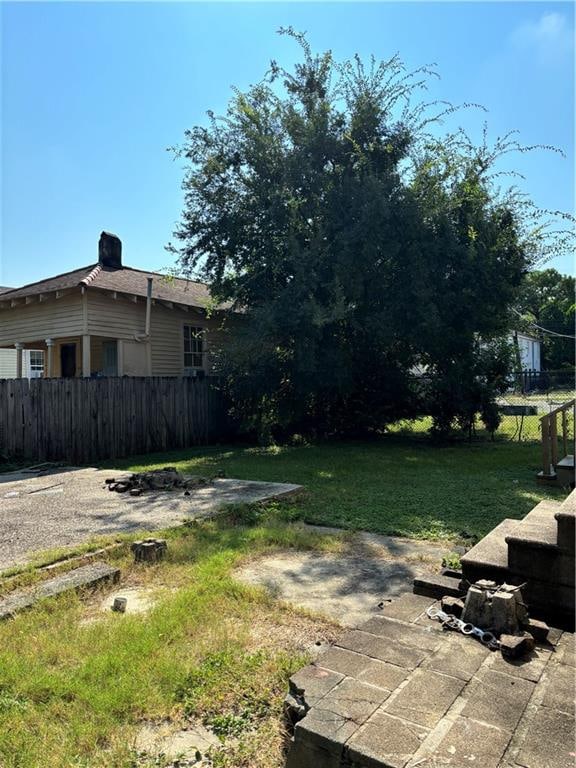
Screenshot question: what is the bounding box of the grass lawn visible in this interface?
[0,433,570,767]
[0,516,344,768]
[119,434,567,542]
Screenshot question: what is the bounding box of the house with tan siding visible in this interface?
[0,233,230,379]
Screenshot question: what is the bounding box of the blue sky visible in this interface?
[1,1,574,287]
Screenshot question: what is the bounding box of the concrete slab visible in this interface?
[235,544,448,628]
[0,466,301,572]
[0,562,120,620]
[384,669,465,728]
[460,668,535,731]
[514,707,575,768]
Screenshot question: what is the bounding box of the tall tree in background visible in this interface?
[516,269,575,371]
[169,30,570,439]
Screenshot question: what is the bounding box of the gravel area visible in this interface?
[0,466,301,571]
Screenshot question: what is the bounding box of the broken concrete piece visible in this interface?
[500,633,536,659]
[112,597,127,612]
[476,579,498,591]
[525,618,550,643]
[492,591,519,636]
[441,596,464,618]
[462,586,492,627]
[131,539,167,564]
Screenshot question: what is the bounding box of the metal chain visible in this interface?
[426,606,500,651]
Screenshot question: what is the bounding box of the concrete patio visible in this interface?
[0,466,301,571]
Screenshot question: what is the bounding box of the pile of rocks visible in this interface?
[440,579,549,658]
[105,467,213,496]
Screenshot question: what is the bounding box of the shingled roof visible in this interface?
[0,264,223,310]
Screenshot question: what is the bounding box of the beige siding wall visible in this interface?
[0,292,83,345]
[0,288,229,377]
[150,304,225,376]
[87,291,146,338]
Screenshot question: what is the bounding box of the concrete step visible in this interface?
[460,519,517,585]
[506,501,574,588]
[556,490,575,553]
[556,454,575,488]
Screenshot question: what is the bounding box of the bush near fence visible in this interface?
[0,377,235,464]
[390,370,575,442]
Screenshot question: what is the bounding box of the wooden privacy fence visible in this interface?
[0,377,234,464]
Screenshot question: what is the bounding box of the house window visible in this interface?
[183,325,205,369]
[28,350,44,379]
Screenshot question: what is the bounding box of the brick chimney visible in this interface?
[98,232,122,269]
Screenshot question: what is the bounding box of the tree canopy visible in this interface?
[515,269,575,371]
[169,30,572,439]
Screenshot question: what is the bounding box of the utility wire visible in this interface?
[511,308,576,340]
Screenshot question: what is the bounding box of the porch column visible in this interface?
[45,338,54,378]
[117,339,124,376]
[82,335,91,378]
[14,343,23,378]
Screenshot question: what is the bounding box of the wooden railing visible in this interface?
[540,399,575,478]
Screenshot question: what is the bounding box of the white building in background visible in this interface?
[513,332,542,372]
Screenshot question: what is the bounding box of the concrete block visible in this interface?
[289,665,344,709]
[461,668,535,731]
[525,618,550,643]
[413,574,464,599]
[357,616,441,652]
[500,633,536,659]
[462,585,492,628]
[357,659,410,692]
[492,591,519,636]
[293,706,358,756]
[347,710,429,768]
[541,661,576,714]
[378,592,436,623]
[317,677,389,725]
[314,647,371,679]
[421,636,489,681]
[415,716,512,768]
[336,630,428,670]
[384,669,465,728]
[516,707,575,768]
[440,596,464,617]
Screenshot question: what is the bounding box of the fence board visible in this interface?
[0,377,233,464]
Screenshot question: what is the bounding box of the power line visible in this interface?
[512,308,576,340]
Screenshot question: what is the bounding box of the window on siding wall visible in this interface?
[183,325,204,368]
[29,350,44,378]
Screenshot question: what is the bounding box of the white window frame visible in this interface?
[183,325,205,371]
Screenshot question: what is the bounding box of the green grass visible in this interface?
[118,434,567,542]
[0,516,342,768]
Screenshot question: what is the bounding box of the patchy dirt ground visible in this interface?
[235,527,452,627]
[0,466,300,571]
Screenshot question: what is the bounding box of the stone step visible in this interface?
[506,501,574,587]
[555,498,575,554]
[412,574,464,599]
[460,519,517,585]
[556,454,575,488]
[506,500,561,550]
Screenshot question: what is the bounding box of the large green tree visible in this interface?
[516,269,575,370]
[169,31,570,439]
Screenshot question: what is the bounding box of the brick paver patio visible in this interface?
[285,593,575,768]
